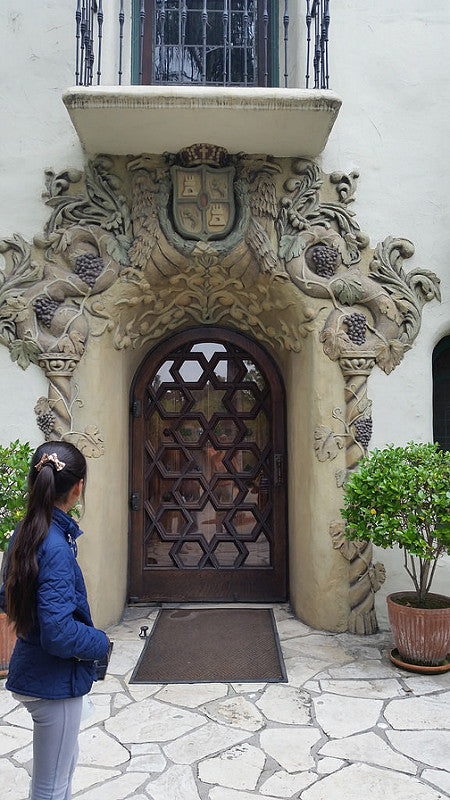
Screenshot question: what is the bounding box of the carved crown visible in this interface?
[178,143,229,168]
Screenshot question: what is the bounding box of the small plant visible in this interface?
[0,440,33,551]
[341,441,450,608]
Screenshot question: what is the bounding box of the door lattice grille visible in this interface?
[143,342,273,570]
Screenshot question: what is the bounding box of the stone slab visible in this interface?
[146,764,202,800]
[198,743,265,791]
[259,727,321,772]
[259,769,318,796]
[105,697,205,743]
[0,724,32,755]
[1,759,30,800]
[155,683,228,708]
[78,729,130,767]
[72,767,121,793]
[384,692,450,730]
[319,731,416,773]
[201,697,265,731]
[301,763,442,800]
[74,772,145,800]
[421,768,450,795]
[386,729,450,771]
[256,684,310,724]
[313,693,383,737]
[209,789,281,800]
[318,678,405,698]
[163,721,250,764]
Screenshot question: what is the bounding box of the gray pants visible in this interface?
[22,696,83,800]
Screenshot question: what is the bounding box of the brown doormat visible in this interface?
[130,608,287,684]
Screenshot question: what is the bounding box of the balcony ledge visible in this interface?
[63,85,342,158]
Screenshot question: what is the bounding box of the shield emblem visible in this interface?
[171,165,235,241]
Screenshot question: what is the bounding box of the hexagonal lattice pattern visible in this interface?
[141,341,274,570]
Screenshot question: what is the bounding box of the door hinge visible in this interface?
[131,399,142,418]
[130,491,141,511]
[274,453,284,486]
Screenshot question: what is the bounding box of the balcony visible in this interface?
[64,1,341,158]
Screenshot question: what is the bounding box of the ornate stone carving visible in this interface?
[0,147,441,634]
[0,158,129,452]
[330,519,386,635]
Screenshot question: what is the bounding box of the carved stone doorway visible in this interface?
[129,327,287,603]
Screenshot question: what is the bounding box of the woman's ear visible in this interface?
[69,479,84,507]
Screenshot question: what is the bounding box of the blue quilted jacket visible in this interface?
[0,507,109,699]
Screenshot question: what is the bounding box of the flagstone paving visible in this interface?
[1,604,449,800]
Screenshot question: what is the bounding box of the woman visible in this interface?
[0,441,109,800]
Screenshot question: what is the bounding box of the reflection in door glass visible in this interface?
[152,361,175,387]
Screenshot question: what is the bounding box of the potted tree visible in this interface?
[341,441,450,671]
[0,440,33,675]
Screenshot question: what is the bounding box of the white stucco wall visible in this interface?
[0,1,448,629]
[322,0,450,625]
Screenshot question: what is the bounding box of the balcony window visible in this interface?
[139,0,277,88]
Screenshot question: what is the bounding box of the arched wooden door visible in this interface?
[129,327,287,602]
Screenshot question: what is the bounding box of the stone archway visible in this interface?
[0,148,440,630]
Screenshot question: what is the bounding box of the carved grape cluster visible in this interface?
[354,417,373,448]
[344,312,367,345]
[37,410,56,437]
[33,297,61,327]
[74,252,104,287]
[309,245,338,278]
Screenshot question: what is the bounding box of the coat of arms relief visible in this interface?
[0,145,441,633]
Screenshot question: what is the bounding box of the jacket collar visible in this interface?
[52,507,83,552]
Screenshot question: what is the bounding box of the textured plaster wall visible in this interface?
[283,339,350,631]
[322,0,450,624]
[0,0,449,630]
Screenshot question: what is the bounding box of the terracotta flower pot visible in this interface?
[387,592,450,666]
[0,613,16,676]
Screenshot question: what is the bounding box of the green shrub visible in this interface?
[0,440,33,551]
[341,441,450,606]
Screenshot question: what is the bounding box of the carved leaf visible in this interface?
[374,339,405,374]
[331,274,365,306]
[76,425,105,458]
[319,327,352,361]
[356,397,372,416]
[378,296,402,323]
[278,234,307,263]
[406,268,441,306]
[335,468,348,487]
[106,235,130,268]
[314,425,344,461]
[9,339,41,370]
[368,562,386,592]
[329,519,358,561]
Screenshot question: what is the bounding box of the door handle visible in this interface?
[274,454,284,485]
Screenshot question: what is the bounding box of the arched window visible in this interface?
[432,336,450,451]
[133,1,279,87]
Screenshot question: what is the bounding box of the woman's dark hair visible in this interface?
[5,441,87,637]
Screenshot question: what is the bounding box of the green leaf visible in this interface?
[278,234,307,263]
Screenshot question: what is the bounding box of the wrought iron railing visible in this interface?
[75,1,330,90]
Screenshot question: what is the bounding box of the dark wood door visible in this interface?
[129,327,287,602]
